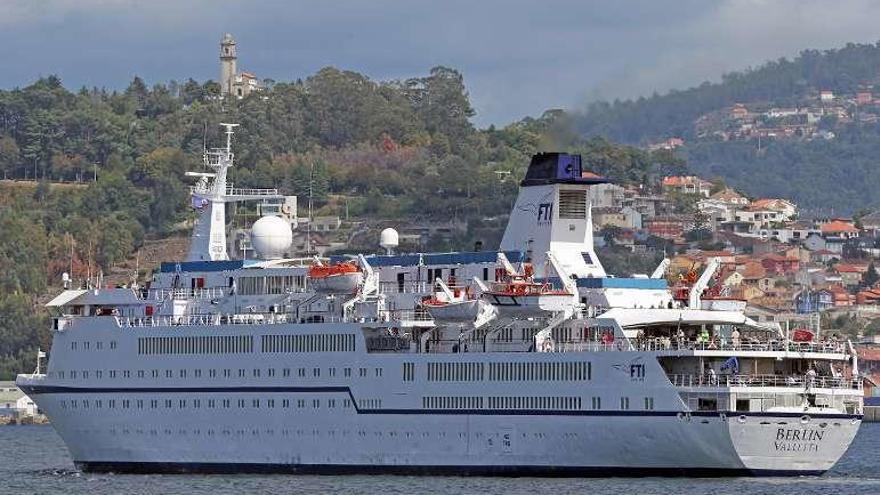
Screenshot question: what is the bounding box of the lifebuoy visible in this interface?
[281,204,292,215]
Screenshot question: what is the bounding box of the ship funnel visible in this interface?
[499,152,607,279]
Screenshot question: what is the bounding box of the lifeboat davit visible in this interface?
[308,262,363,293]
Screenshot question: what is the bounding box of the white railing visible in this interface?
[116,313,291,328]
[668,373,861,390]
[635,338,847,355]
[225,186,279,197]
[144,287,228,301]
[543,341,631,353]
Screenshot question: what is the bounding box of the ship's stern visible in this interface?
[728,413,861,475]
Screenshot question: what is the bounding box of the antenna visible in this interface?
[306,160,314,254]
[219,123,239,156]
[202,122,208,166]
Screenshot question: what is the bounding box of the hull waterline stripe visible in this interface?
[19,384,862,420]
[73,461,827,477]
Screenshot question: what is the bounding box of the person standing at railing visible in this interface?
[698,327,710,349]
[806,367,817,391]
[731,327,741,350]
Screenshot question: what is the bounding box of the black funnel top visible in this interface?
[521,152,608,186]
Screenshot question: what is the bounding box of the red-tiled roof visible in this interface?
[857,348,880,362]
[740,261,766,279]
[661,176,710,187]
[747,198,795,212]
[762,253,795,262]
[835,263,868,274]
[821,220,859,234]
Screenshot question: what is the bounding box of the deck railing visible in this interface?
[143,287,229,301]
[635,338,846,355]
[115,313,322,328]
[668,373,861,390]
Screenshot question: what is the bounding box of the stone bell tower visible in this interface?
[219,33,238,96]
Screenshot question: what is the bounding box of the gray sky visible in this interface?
[3,0,880,126]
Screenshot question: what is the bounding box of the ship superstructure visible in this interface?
[18,128,862,475]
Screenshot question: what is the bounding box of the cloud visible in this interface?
[0,1,878,126]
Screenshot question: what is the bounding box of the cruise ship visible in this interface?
[18,125,862,476]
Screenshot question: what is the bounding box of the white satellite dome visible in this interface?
[251,215,292,259]
[380,228,399,254]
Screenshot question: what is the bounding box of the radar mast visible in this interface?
[185,123,283,261]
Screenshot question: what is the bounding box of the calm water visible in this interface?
[3,424,880,495]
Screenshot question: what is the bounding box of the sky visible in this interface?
[3,0,880,126]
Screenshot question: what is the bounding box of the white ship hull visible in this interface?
[18,319,861,476]
[26,389,861,475]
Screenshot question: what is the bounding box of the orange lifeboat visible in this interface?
[308,262,363,293]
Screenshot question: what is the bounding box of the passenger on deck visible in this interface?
[731,327,741,349]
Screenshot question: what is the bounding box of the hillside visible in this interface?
[574,41,880,214]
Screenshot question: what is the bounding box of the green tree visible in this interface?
[0,135,19,178]
[862,262,879,288]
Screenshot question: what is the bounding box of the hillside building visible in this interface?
[220,33,264,98]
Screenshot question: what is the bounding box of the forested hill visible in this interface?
[0,68,684,379]
[574,41,880,214]
[575,42,880,144]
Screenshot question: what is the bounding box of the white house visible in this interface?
[0,382,37,417]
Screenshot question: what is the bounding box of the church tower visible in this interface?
[219,33,237,96]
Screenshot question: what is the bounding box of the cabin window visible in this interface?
[698,398,718,411]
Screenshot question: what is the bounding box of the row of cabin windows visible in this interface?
[426,362,485,382]
[260,333,356,353]
[57,395,653,412]
[486,396,582,410]
[59,397,356,411]
[70,341,118,350]
[236,275,305,295]
[101,428,465,439]
[423,396,484,409]
[50,366,380,381]
[138,335,253,355]
[487,362,591,382]
[425,362,592,382]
